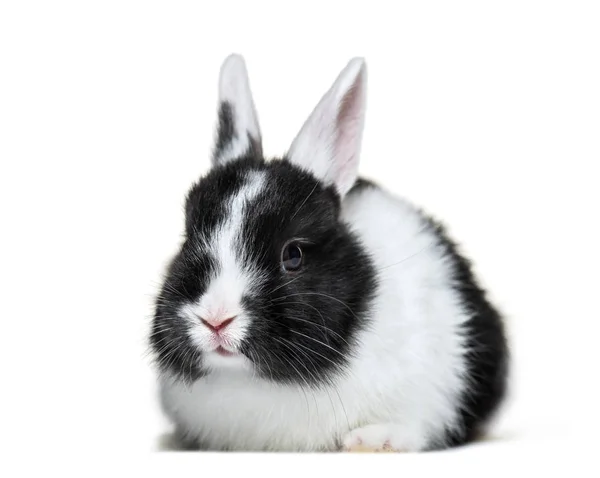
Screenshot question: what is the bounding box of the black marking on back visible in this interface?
[421,213,509,449]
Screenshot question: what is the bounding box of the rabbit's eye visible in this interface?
[281,242,303,272]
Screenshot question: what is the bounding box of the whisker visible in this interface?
[279,337,353,432]
[290,329,348,359]
[275,337,335,431]
[272,338,321,428]
[258,345,276,383]
[377,240,436,272]
[271,292,361,321]
[290,182,319,220]
[268,275,303,294]
[271,302,350,347]
[332,385,351,431]
[264,342,313,418]
[150,336,179,358]
[246,349,260,382]
[158,282,189,301]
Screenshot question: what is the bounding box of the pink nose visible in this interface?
[200,316,236,333]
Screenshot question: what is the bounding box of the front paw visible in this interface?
[342,424,421,453]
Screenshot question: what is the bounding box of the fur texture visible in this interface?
[150,54,508,452]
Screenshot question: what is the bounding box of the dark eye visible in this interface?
[281,242,303,272]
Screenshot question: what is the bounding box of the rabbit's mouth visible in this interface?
[214,346,237,357]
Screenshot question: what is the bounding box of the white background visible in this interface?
[1,0,599,475]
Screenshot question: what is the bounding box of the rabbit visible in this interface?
[149,54,509,452]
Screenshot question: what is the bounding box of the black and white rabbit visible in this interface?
[150,54,509,452]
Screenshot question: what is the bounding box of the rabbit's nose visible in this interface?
[200,315,236,333]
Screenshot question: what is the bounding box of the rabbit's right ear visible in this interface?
[286,58,367,198]
[212,54,262,166]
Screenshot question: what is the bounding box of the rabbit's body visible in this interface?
[151,55,508,452]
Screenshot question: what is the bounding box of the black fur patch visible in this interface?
[212,101,262,164]
[214,102,235,159]
[238,160,377,387]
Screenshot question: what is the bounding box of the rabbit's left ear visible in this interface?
[286,58,367,197]
[212,54,262,166]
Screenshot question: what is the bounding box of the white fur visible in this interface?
[179,171,266,365]
[287,58,367,197]
[214,54,261,165]
[158,56,471,451]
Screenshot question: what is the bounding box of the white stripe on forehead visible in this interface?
[214,170,266,266]
[190,171,267,321]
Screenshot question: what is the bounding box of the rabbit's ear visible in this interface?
[286,58,367,197]
[212,54,262,166]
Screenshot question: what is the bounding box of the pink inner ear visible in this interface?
[285,58,367,196]
[334,76,365,190]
